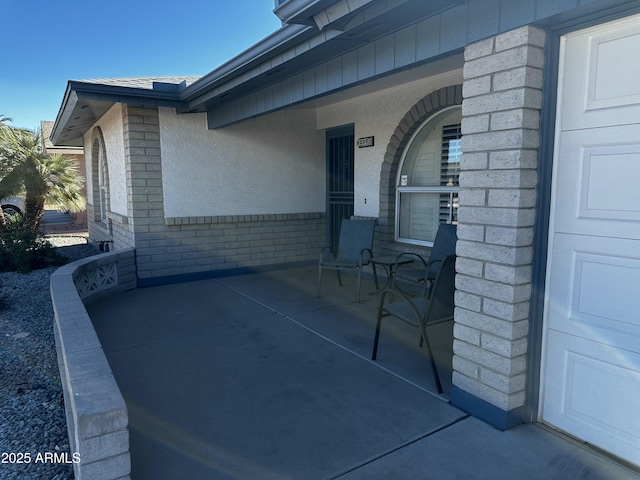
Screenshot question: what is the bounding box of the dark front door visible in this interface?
[326,125,355,251]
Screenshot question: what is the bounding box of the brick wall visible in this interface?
[452,25,545,428]
[138,213,325,280]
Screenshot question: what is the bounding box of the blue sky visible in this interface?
[0,0,283,131]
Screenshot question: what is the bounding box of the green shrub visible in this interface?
[0,217,65,272]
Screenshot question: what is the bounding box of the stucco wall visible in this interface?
[83,104,127,217]
[159,108,325,218]
[317,69,463,218]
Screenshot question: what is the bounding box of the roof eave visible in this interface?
[51,81,188,147]
[272,0,338,25]
[51,84,82,146]
[185,0,464,118]
[182,23,315,104]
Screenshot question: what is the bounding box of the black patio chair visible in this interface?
[317,219,379,303]
[372,255,456,394]
[392,223,457,297]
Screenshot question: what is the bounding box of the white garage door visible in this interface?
[541,14,640,467]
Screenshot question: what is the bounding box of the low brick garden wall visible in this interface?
[51,249,136,480]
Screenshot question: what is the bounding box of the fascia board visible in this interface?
[71,81,183,103]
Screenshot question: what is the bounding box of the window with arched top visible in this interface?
[98,144,108,223]
[395,106,461,246]
[91,129,109,225]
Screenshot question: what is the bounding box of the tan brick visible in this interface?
[479,368,527,395]
[455,273,532,303]
[481,333,528,358]
[455,309,529,341]
[454,323,481,345]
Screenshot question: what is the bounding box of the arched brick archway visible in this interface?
[376,85,462,255]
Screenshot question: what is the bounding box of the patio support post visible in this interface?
[451,26,546,429]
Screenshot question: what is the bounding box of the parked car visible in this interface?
[1,196,25,218]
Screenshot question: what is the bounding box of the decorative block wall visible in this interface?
[51,249,137,480]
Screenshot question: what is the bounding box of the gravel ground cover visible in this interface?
[0,234,96,480]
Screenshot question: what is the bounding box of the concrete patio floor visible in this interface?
[87,266,639,479]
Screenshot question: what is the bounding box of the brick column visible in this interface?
[122,106,165,279]
[451,26,545,429]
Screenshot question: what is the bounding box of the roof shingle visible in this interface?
[77,76,201,90]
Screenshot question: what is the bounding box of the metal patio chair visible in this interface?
[372,255,456,394]
[317,219,379,303]
[392,223,457,297]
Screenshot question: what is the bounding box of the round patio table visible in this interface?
[368,255,414,294]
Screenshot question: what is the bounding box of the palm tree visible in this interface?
[0,115,17,175]
[0,115,15,229]
[40,152,86,214]
[0,120,85,232]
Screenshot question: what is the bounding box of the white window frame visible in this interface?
[395,106,461,247]
[97,143,108,225]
